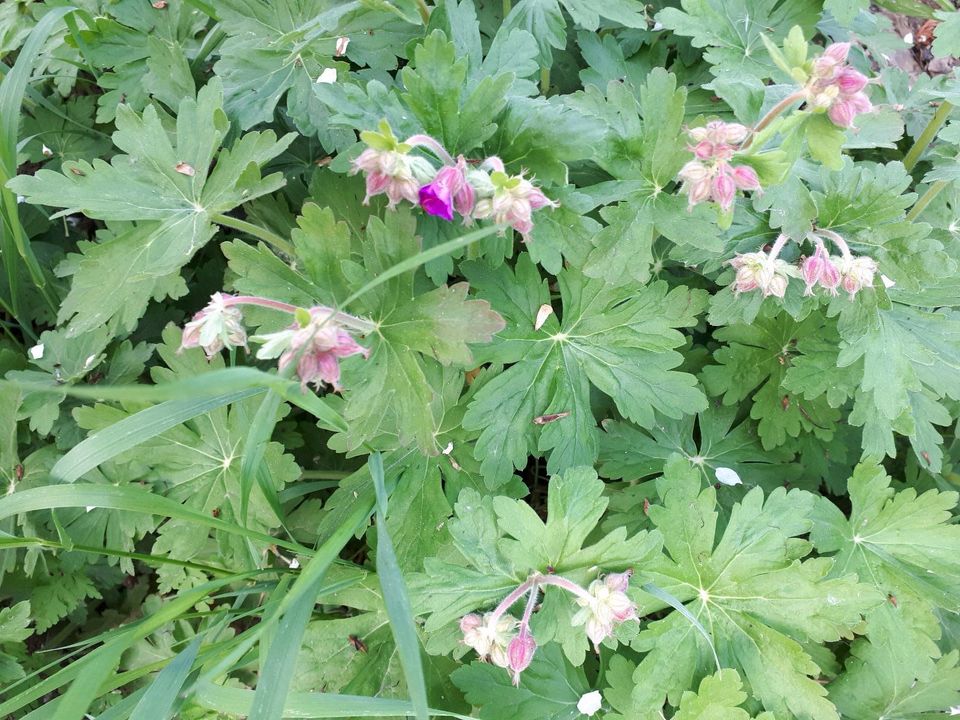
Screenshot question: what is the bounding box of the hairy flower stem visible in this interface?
[767,233,790,259]
[489,573,596,626]
[742,91,806,149]
[502,0,512,14]
[815,228,852,258]
[405,134,454,165]
[540,66,551,96]
[903,101,954,173]
[212,213,296,256]
[221,295,377,334]
[906,180,948,222]
[520,584,539,628]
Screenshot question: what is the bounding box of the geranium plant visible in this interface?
[0,1,959,719]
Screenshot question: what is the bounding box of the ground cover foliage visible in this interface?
[1,0,960,718]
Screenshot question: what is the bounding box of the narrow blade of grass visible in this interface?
[50,388,264,483]
[370,452,429,720]
[129,636,201,720]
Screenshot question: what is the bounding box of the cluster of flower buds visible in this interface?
[350,120,556,240]
[459,570,636,686]
[805,42,872,128]
[729,231,878,301]
[179,294,374,391]
[677,121,761,212]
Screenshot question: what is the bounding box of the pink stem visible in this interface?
[405,134,454,165]
[816,228,853,259]
[742,90,806,149]
[490,578,537,623]
[519,584,539,629]
[538,574,594,603]
[481,156,506,173]
[767,233,789,260]
[224,295,300,314]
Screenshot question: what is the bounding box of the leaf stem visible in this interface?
[742,91,806,149]
[906,180,948,222]
[540,66,551,96]
[416,0,431,23]
[212,213,296,256]
[903,101,953,173]
[502,0,512,15]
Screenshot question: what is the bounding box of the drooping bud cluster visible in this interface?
[350,121,435,208]
[677,121,761,212]
[729,231,878,301]
[254,307,370,392]
[460,612,519,670]
[179,292,248,358]
[179,294,373,392]
[805,42,872,128]
[457,570,636,686]
[351,121,556,239]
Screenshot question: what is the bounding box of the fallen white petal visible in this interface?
[28,344,44,360]
[577,691,602,716]
[715,467,742,486]
[289,558,301,569]
[317,67,338,84]
[881,274,896,288]
[534,303,554,331]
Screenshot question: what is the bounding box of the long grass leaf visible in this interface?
[50,388,264,483]
[129,636,202,720]
[195,683,476,719]
[370,453,429,720]
[0,484,310,555]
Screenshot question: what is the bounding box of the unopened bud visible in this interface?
[507,629,537,685]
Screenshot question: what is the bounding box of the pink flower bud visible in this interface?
[824,42,851,63]
[692,140,716,159]
[334,36,350,56]
[730,164,760,191]
[766,273,789,298]
[838,255,878,299]
[712,171,736,212]
[419,157,475,221]
[603,570,633,593]
[828,99,856,128]
[820,254,841,293]
[678,160,709,183]
[460,614,483,634]
[720,123,750,144]
[686,175,713,208]
[180,293,248,358]
[835,67,868,93]
[801,244,827,295]
[507,629,536,685]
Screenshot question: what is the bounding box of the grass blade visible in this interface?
[370,452,429,720]
[0,6,74,316]
[196,682,477,719]
[641,581,721,672]
[50,388,264,483]
[340,224,497,309]
[129,636,201,720]
[0,484,311,555]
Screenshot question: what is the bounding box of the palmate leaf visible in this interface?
[835,295,960,472]
[656,0,822,77]
[410,465,661,659]
[626,457,880,720]
[225,206,504,453]
[451,644,590,720]
[811,463,960,719]
[212,0,358,133]
[463,253,707,487]
[0,601,32,684]
[598,404,800,492]
[72,328,301,591]
[701,314,843,451]
[76,0,207,122]
[8,80,294,338]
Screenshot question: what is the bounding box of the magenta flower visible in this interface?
[419,156,475,221]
